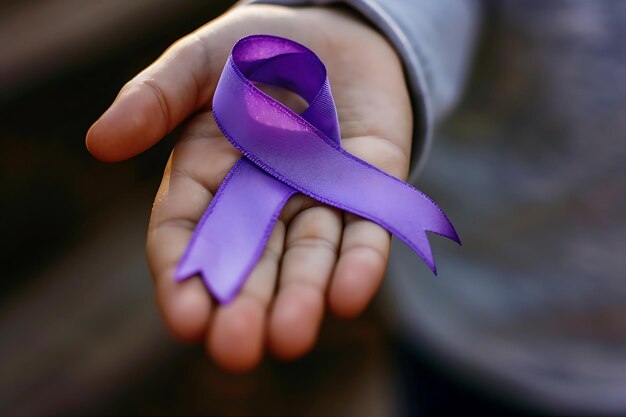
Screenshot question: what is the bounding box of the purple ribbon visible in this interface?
[174,35,459,303]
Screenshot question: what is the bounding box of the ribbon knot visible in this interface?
[175,35,459,303]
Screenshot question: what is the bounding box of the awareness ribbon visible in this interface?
[174,35,460,303]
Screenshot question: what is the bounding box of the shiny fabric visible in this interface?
[175,35,458,302]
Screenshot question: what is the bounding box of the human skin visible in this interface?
[86,4,412,372]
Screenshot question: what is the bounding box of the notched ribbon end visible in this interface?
[173,258,197,283]
[447,223,462,246]
[173,263,238,304]
[420,216,462,276]
[426,224,462,246]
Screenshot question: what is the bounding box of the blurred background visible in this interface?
[1,1,624,416]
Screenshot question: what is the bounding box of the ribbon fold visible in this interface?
[175,35,459,303]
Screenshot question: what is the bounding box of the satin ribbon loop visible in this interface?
[175,35,459,303]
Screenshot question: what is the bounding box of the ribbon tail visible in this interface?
[397,199,461,275]
[174,158,295,303]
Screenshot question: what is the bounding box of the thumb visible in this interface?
[86,34,218,162]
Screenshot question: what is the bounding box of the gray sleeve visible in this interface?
[244,0,482,175]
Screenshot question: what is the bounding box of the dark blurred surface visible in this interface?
[3,1,614,416]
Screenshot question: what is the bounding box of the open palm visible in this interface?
[86,4,412,371]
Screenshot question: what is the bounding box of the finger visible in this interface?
[327,135,404,318]
[147,113,238,342]
[269,205,342,360]
[342,135,410,180]
[208,220,285,372]
[148,155,213,343]
[328,213,391,319]
[86,32,219,162]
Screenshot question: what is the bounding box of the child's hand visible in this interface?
[86,4,412,371]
